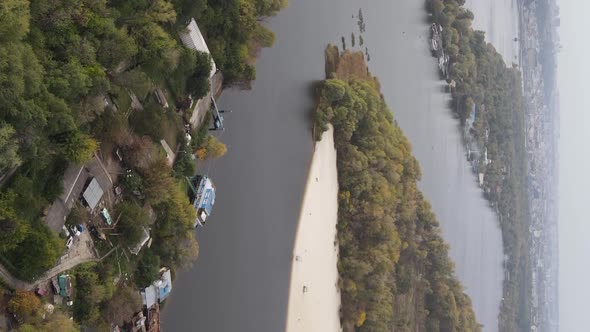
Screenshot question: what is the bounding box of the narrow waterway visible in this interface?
[162,1,509,331]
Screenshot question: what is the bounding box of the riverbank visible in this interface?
[285,125,341,332]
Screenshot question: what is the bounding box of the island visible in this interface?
[311,45,481,332]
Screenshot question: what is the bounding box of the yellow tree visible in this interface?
[195,135,227,159]
[8,291,40,320]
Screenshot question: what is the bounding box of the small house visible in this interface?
[82,177,104,211]
[140,267,173,308]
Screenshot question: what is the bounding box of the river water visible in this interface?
[161,1,508,331]
[465,0,520,65]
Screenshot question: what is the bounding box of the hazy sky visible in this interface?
[558,1,590,331]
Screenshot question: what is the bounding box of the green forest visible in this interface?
[0,0,284,330]
[426,0,531,330]
[314,46,481,332]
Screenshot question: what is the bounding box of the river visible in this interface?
[161,1,508,331]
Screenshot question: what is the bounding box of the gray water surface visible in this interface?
[161,1,506,331]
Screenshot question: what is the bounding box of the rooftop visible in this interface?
[83,177,104,210]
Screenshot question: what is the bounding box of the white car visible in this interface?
[66,237,74,249]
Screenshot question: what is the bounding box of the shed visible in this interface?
[130,227,151,255]
[83,178,104,210]
[141,285,157,309]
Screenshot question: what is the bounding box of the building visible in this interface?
[179,18,217,79]
[82,177,104,211]
[141,268,173,308]
[57,274,73,306]
[130,227,151,255]
[188,176,216,227]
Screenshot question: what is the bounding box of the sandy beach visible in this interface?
[285,125,342,332]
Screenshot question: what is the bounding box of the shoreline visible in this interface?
[285,125,342,332]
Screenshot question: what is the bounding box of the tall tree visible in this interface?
[116,202,149,247]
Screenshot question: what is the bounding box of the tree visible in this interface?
[116,202,149,247]
[67,205,89,227]
[104,285,142,327]
[6,225,62,281]
[0,123,22,173]
[8,291,41,320]
[0,191,28,253]
[56,131,98,164]
[141,158,176,204]
[97,27,139,70]
[135,249,161,287]
[119,170,144,195]
[195,135,227,159]
[186,51,212,99]
[121,135,159,170]
[148,0,177,24]
[0,0,30,42]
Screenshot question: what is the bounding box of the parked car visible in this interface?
[70,225,81,237]
[66,236,73,249]
[62,225,70,238]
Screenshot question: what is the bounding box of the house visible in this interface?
[179,18,217,79]
[141,268,173,308]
